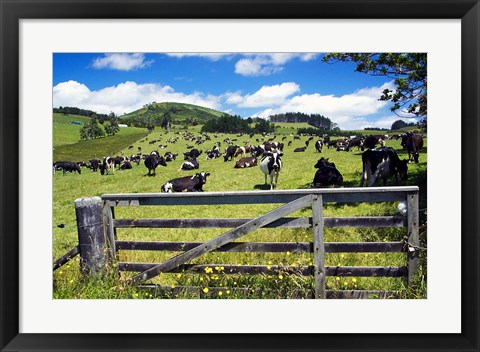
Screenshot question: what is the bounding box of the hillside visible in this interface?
[120,102,225,126]
[53,112,148,161]
[53,113,91,147]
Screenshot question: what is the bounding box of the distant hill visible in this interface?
[120,102,225,127]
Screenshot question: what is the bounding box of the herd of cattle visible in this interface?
[53,131,424,191]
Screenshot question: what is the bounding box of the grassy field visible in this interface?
[53,127,427,299]
[53,113,91,147]
[273,122,312,134]
[53,113,149,161]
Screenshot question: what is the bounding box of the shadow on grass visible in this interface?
[253,184,272,190]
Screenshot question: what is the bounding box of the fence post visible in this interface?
[407,191,419,285]
[74,197,108,275]
[312,194,326,299]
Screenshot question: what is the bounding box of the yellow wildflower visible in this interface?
[203,287,209,293]
[176,273,182,278]
[218,291,223,296]
[171,284,176,289]
[335,277,340,281]
[226,290,231,294]
[278,274,283,280]
[267,265,271,270]
[352,278,357,283]
[69,279,74,284]
[286,251,291,256]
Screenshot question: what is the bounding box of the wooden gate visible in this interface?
[78,186,420,299]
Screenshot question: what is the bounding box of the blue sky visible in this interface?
[53,53,419,130]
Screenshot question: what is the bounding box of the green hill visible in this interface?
[53,113,91,147]
[53,112,148,161]
[121,102,225,126]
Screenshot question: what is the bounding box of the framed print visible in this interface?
[1,0,479,351]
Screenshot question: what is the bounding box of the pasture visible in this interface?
[53,127,427,299]
[52,112,149,161]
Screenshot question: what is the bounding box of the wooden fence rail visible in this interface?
[68,186,419,298]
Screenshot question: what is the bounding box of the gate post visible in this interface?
[312,194,326,299]
[74,197,108,275]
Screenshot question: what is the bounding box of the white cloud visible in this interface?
[234,53,318,76]
[235,82,300,108]
[53,80,221,115]
[165,53,232,61]
[250,82,399,130]
[92,53,153,71]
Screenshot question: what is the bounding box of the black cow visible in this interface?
[184,148,202,160]
[362,135,380,150]
[161,172,210,193]
[348,136,364,151]
[401,133,424,163]
[313,158,343,187]
[144,154,167,176]
[234,156,257,168]
[119,161,132,170]
[260,151,283,190]
[54,161,81,175]
[315,140,323,153]
[359,147,408,186]
[88,159,100,172]
[294,147,306,152]
[179,157,199,171]
[224,145,237,162]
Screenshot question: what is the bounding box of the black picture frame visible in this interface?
[1,1,479,351]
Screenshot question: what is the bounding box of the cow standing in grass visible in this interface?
[144,152,167,176]
[359,147,408,186]
[260,151,283,190]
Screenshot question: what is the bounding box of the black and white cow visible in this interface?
[205,146,221,160]
[164,152,178,162]
[224,145,238,162]
[234,156,257,168]
[178,157,199,171]
[54,161,81,175]
[313,158,343,187]
[161,172,210,193]
[129,155,141,165]
[260,151,283,190]
[100,157,115,175]
[359,147,408,186]
[315,140,323,153]
[144,153,167,176]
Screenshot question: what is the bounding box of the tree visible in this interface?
[161,112,172,132]
[79,119,105,140]
[391,119,407,130]
[106,112,120,136]
[323,53,427,118]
